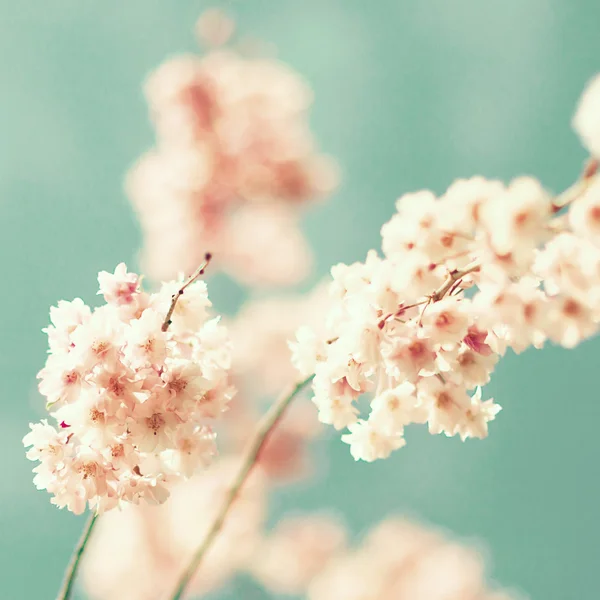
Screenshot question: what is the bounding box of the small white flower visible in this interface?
[417,377,472,438]
[97,263,140,306]
[545,295,597,348]
[422,298,470,346]
[454,387,502,441]
[341,419,406,462]
[289,326,325,378]
[369,382,426,431]
[124,308,167,367]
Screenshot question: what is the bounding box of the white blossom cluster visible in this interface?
[291,73,600,461]
[23,264,233,514]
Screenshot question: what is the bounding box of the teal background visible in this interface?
[1,1,599,598]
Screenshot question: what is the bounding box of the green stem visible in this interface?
[56,512,98,600]
[168,375,315,600]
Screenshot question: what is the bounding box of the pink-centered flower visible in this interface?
[292,166,600,459]
[24,264,233,513]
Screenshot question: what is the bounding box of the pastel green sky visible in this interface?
[1,2,599,598]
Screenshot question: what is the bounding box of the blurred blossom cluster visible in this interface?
[229,281,331,397]
[24,263,233,514]
[306,519,518,600]
[82,458,267,600]
[127,10,338,287]
[83,491,518,600]
[292,72,600,461]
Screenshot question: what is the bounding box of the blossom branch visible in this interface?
[167,375,315,600]
[426,172,597,303]
[161,253,212,332]
[429,260,481,302]
[379,171,597,331]
[377,261,481,330]
[400,169,596,309]
[551,163,598,212]
[56,512,98,600]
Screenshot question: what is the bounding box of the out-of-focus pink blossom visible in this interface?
[221,284,331,482]
[82,491,522,599]
[196,8,235,48]
[127,11,338,286]
[308,518,523,600]
[81,458,267,600]
[250,514,347,595]
[231,282,331,396]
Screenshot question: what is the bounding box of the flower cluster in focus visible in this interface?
[127,10,338,287]
[24,263,233,514]
[292,76,600,460]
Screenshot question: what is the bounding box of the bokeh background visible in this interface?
[2,1,599,598]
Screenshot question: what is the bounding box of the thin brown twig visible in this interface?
[430,261,481,302]
[447,277,466,297]
[417,298,432,327]
[377,170,593,332]
[161,253,212,332]
[378,261,482,330]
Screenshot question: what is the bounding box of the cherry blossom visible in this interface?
[293,154,600,459]
[24,264,233,514]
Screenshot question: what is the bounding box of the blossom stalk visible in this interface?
[168,375,314,600]
[56,512,98,600]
